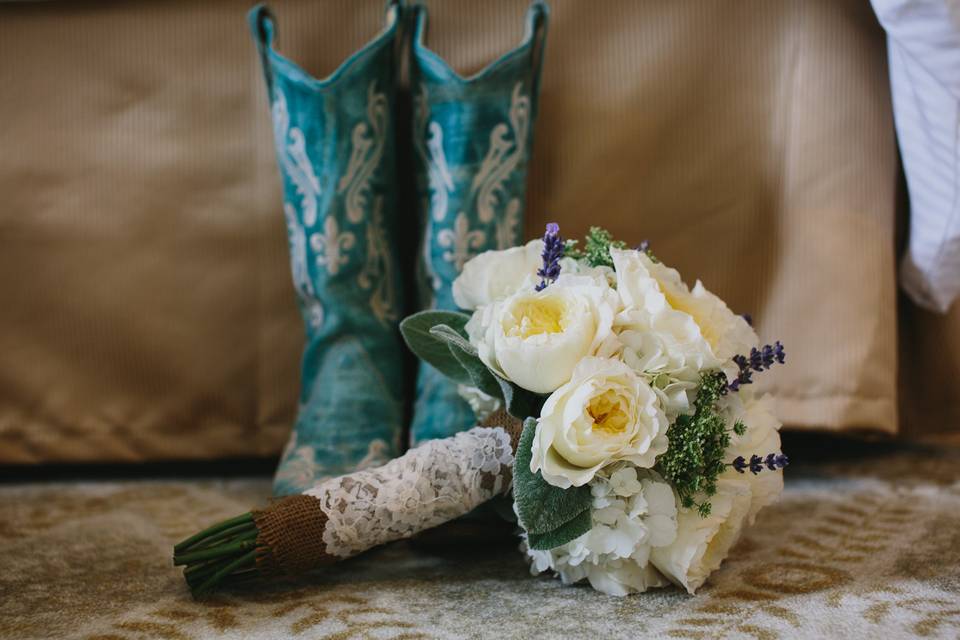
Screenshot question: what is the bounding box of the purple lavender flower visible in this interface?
[727,453,790,475]
[637,240,650,253]
[728,341,786,392]
[731,452,788,474]
[765,453,789,470]
[536,222,564,291]
[742,313,753,327]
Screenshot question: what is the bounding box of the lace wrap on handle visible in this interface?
[300,425,516,559]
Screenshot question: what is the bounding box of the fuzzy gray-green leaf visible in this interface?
[513,418,592,535]
[527,509,591,550]
[497,378,547,420]
[399,311,474,386]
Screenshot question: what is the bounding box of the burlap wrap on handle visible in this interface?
[480,409,525,453]
[254,495,336,576]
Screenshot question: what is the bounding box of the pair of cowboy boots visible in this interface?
[248,1,548,495]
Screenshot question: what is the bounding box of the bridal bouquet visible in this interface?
[173,224,786,598]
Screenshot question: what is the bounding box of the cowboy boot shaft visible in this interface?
[249,3,406,494]
[410,2,549,444]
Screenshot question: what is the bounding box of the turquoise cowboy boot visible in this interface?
[408,2,549,445]
[248,4,406,494]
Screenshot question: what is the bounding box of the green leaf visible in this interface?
[527,509,591,550]
[428,324,477,356]
[513,418,592,536]
[400,311,474,386]
[449,346,503,399]
[496,378,547,420]
[427,323,504,400]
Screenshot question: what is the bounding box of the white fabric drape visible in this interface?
[871,0,960,312]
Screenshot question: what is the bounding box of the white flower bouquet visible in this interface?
[173,224,786,598]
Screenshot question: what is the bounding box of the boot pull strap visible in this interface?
[385,0,405,62]
[248,3,277,96]
[526,1,550,109]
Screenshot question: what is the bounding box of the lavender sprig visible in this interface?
[731,453,789,474]
[536,222,564,291]
[728,341,786,392]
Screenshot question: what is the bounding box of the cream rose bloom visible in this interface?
[650,393,784,593]
[530,357,669,488]
[451,239,544,310]
[610,247,757,368]
[466,273,620,394]
[722,391,785,519]
[650,477,753,594]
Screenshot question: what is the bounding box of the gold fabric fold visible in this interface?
[0,0,953,463]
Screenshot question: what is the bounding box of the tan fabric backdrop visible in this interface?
[0,0,952,464]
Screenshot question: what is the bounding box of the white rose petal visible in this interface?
[722,391,785,519]
[531,357,669,488]
[452,239,545,310]
[650,394,785,594]
[468,273,620,394]
[650,477,753,594]
[610,248,758,385]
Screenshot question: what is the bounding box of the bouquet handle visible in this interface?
[174,416,522,597]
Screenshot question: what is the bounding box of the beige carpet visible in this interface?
[2,440,960,640]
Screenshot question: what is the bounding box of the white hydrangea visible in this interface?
[522,466,679,596]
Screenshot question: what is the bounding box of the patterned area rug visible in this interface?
[2,439,960,640]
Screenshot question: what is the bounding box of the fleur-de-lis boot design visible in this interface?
[248,4,406,495]
[409,2,549,444]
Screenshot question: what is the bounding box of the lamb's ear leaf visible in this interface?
[426,322,504,400]
[513,418,593,536]
[428,324,477,356]
[527,510,592,550]
[448,345,504,400]
[496,378,548,420]
[399,311,474,386]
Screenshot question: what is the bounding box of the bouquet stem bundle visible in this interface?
[174,513,259,597]
[174,417,522,598]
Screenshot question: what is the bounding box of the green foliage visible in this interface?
[449,345,502,399]
[655,372,732,516]
[428,323,476,356]
[562,226,627,268]
[401,310,547,418]
[513,418,593,547]
[528,509,592,550]
[399,311,475,386]
[496,377,548,421]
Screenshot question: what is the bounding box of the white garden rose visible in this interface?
[530,357,669,488]
[522,468,678,596]
[722,391,785,520]
[650,477,753,594]
[610,248,757,365]
[466,273,620,394]
[650,393,784,594]
[451,239,544,310]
